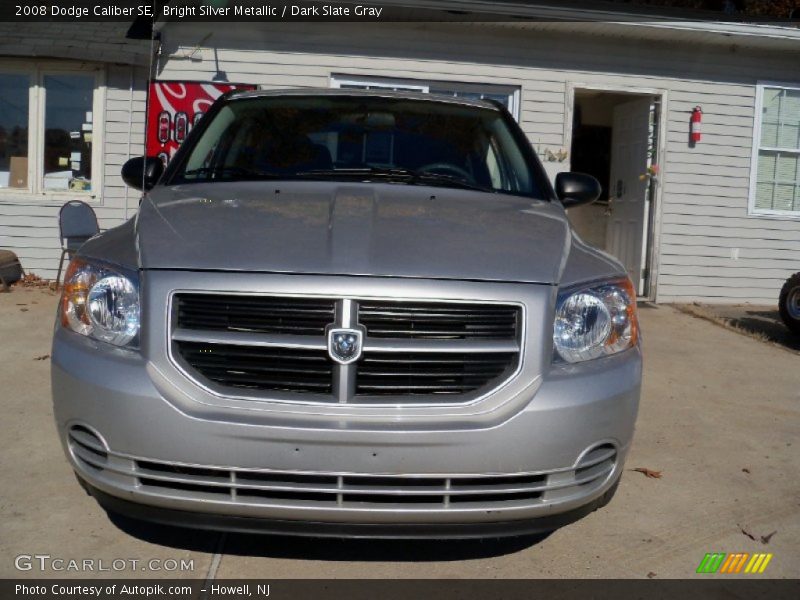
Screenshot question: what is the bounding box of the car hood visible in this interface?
[136,181,572,284]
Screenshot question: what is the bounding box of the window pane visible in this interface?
[761,122,778,147]
[761,87,800,150]
[757,151,776,180]
[43,74,94,191]
[756,150,800,211]
[773,184,797,212]
[761,88,782,121]
[776,152,798,182]
[779,89,800,150]
[755,182,774,210]
[777,122,799,151]
[760,87,782,147]
[0,73,29,189]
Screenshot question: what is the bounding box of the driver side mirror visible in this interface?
[555,172,602,209]
[121,156,164,192]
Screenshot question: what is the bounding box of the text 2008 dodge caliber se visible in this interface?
[52,90,641,538]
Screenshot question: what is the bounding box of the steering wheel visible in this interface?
[416,162,473,182]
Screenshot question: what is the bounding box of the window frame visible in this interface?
[329,74,521,121]
[0,59,105,204]
[749,81,800,220]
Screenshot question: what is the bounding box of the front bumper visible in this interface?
[82,479,621,539]
[52,273,641,538]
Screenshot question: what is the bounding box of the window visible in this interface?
[0,73,29,189]
[0,62,103,199]
[330,75,521,120]
[750,83,800,217]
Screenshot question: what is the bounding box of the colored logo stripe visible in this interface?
[697,553,773,574]
[720,553,749,573]
[697,553,726,573]
[745,553,773,574]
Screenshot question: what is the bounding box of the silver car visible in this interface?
[52,90,641,538]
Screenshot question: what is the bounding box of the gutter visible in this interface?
[372,1,800,42]
[125,0,800,47]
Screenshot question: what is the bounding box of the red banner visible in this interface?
[146,80,256,165]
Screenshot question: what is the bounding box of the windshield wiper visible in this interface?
[295,167,494,193]
[410,171,494,193]
[182,166,285,180]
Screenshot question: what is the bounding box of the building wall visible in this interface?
[5,22,798,301]
[0,63,148,278]
[155,22,800,304]
[0,23,149,279]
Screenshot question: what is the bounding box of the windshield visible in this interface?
[170,95,541,196]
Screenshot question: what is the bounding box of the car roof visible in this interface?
[225,87,504,112]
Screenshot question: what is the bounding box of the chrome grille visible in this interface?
[358,300,518,339]
[67,427,617,514]
[355,351,517,396]
[176,294,336,336]
[174,342,334,394]
[68,426,108,471]
[129,444,616,510]
[171,294,521,403]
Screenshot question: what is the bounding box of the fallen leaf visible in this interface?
[632,467,662,479]
[647,572,657,579]
[761,531,777,544]
[33,355,50,361]
[13,273,51,288]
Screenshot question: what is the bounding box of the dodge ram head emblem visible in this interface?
[327,328,363,365]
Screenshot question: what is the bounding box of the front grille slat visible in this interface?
[129,444,617,509]
[177,295,336,336]
[172,294,521,402]
[175,341,334,394]
[67,426,108,471]
[359,301,519,340]
[355,351,516,396]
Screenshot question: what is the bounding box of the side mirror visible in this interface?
[555,172,602,209]
[121,157,164,191]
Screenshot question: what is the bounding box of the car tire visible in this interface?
[0,249,23,289]
[779,272,800,336]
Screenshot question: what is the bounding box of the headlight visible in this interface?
[553,278,638,363]
[60,258,140,347]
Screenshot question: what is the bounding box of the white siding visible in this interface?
[155,22,800,303]
[7,21,798,302]
[0,64,148,278]
[0,23,149,278]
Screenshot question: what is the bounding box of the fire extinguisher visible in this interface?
[691,106,703,144]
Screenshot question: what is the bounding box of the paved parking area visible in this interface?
[675,303,800,354]
[1,288,798,579]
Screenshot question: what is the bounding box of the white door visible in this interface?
[606,98,653,294]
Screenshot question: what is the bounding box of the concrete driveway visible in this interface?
[1,288,798,579]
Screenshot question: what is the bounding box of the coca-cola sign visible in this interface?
[146,80,256,165]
